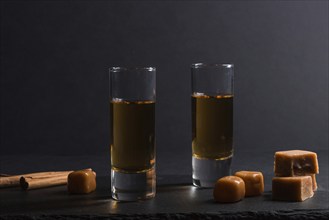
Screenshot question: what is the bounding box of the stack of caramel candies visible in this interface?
[272,150,319,202]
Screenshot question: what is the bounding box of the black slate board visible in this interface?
[0,176,328,216]
[1,210,329,220]
[0,151,328,219]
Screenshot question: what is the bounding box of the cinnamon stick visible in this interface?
[0,174,11,177]
[0,171,73,188]
[20,169,92,190]
[20,175,68,190]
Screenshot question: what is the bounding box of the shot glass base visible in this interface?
[192,155,232,188]
[111,167,156,201]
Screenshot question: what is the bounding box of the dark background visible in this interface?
[0,1,328,173]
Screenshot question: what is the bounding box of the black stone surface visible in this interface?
[1,210,329,220]
[1,175,328,215]
[0,150,328,218]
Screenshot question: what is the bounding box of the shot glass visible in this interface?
[191,63,234,188]
[109,67,156,201]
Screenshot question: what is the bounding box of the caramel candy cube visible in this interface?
[275,173,317,191]
[274,150,319,176]
[272,176,314,202]
[68,170,96,194]
[213,176,245,203]
[235,171,264,196]
[310,174,317,191]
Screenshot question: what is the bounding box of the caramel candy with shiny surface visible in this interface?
[68,170,96,194]
[274,150,319,176]
[213,176,245,203]
[272,176,314,202]
[235,171,264,196]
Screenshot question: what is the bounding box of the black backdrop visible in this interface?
[0,1,328,161]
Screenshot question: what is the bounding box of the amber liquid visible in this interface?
[110,100,155,173]
[192,94,233,160]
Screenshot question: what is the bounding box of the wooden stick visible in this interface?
[0,171,73,188]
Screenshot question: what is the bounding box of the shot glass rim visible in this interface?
[109,66,156,72]
[191,63,234,69]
